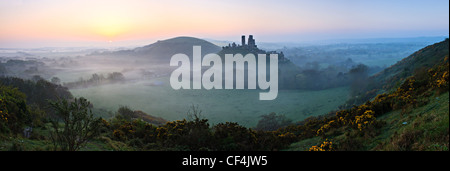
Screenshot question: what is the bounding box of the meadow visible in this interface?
[70,76,349,127]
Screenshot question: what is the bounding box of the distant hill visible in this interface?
[134,36,222,60]
[97,36,221,63]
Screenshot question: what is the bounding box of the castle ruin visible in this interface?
[222,35,289,63]
[225,35,258,49]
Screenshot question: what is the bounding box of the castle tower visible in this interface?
[248,35,255,48]
[241,35,246,46]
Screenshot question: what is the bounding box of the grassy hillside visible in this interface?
[373,91,448,151]
[345,38,449,106]
[288,91,449,151]
[285,40,449,151]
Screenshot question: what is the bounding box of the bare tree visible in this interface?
[186,104,204,122]
[49,97,101,151]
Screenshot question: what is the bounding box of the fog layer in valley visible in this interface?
[1,36,444,127]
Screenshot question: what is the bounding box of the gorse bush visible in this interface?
[0,97,9,134]
[102,108,299,151]
[309,139,333,151]
[156,119,211,150]
[353,110,376,131]
[213,122,258,151]
[0,85,30,135]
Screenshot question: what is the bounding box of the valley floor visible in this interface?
[70,77,350,127]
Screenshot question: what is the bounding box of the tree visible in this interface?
[107,72,125,82]
[49,97,102,151]
[116,106,135,121]
[255,112,293,131]
[50,77,61,85]
[349,64,369,97]
[31,75,43,82]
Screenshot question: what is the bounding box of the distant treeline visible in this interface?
[0,77,72,109]
[280,63,373,93]
[0,59,49,79]
[63,72,125,89]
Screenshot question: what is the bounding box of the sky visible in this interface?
[0,0,448,48]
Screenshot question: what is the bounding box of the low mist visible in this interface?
[0,37,439,127]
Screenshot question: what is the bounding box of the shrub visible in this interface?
[156,118,211,150]
[353,110,376,131]
[48,97,102,151]
[390,130,423,151]
[309,139,333,151]
[0,85,30,134]
[254,112,293,131]
[213,122,257,151]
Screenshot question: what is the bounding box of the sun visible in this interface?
[95,23,125,39]
[89,13,130,41]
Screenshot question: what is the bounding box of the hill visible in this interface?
[97,36,222,63]
[345,38,449,106]
[285,39,449,151]
[373,38,449,88]
[134,36,222,61]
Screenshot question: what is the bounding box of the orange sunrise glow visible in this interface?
[0,0,448,48]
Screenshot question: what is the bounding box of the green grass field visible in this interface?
[70,77,350,127]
